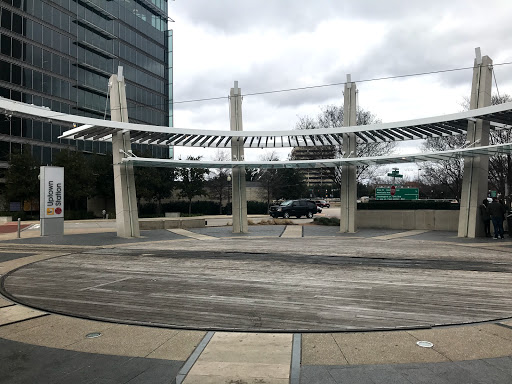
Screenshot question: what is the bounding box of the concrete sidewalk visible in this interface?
[0,225,511,383]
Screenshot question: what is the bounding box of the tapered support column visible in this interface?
[458,49,492,238]
[230,81,248,233]
[110,70,140,237]
[340,75,358,233]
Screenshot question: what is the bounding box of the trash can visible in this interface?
[507,211,512,237]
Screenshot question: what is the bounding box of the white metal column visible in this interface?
[340,74,358,233]
[230,81,248,233]
[458,48,492,238]
[110,69,140,237]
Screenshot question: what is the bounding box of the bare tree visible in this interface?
[488,95,512,196]
[207,150,231,214]
[422,94,512,200]
[420,135,466,200]
[292,105,396,184]
[177,156,209,215]
[5,149,39,214]
[256,151,282,208]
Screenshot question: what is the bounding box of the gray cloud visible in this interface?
[324,12,512,89]
[171,1,512,131]
[171,0,478,34]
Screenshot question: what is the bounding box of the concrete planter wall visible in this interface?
[356,210,459,231]
[0,216,12,224]
[139,217,205,230]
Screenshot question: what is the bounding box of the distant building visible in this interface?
[0,0,173,171]
[290,146,336,186]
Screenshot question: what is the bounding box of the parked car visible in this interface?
[315,200,330,208]
[269,199,318,219]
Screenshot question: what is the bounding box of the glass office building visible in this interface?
[0,0,173,166]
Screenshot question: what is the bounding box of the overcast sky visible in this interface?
[169,0,512,174]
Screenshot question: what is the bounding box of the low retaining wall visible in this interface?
[139,217,206,230]
[357,210,459,231]
[0,216,12,224]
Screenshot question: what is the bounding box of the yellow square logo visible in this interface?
[47,208,54,215]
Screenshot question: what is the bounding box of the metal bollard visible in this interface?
[17,218,21,238]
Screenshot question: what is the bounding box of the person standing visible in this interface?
[479,199,491,237]
[487,197,506,239]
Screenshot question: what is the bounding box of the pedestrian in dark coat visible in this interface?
[479,199,491,237]
[487,197,506,239]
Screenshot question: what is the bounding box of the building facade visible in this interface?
[0,0,173,168]
[290,146,336,187]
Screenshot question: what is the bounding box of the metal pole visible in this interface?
[17,218,21,238]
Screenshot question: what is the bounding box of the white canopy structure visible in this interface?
[121,142,512,169]
[60,101,512,147]
[0,97,511,150]
[0,50,509,239]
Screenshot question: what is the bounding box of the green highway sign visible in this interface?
[375,187,419,200]
[387,169,403,178]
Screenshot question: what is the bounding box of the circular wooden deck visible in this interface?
[2,238,512,332]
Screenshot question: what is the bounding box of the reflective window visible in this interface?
[43,49,51,70]
[52,124,60,142]
[43,26,51,46]
[0,116,9,135]
[52,7,60,29]
[42,122,51,142]
[11,37,21,59]
[11,117,21,136]
[51,53,60,73]
[42,74,51,93]
[12,12,21,34]
[22,119,32,138]
[42,3,51,24]
[60,80,69,99]
[32,0,42,18]
[32,145,41,163]
[22,67,32,87]
[84,139,92,152]
[32,45,42,67]
[22,92,31,104]
[42,146,51,165]
[61,57,69,77]
[32,94,41,106]
[42,97,51,109]
[52,77,60,97]
[1,9,11,30]
[32,121,42,140]
[52,31,60,51]
[32,21,42,43]
[1,34,11,55]
[0,60,9,81]
[25,18,32,39]
[32,70,42,91]
[11,63,21,84]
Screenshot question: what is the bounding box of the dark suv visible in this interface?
[269,199,318,219]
